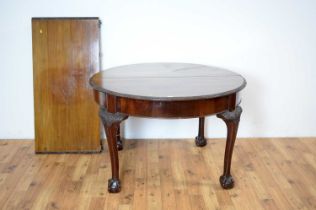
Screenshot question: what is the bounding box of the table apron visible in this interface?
[100,93,239,118]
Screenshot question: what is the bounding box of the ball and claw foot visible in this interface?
[220,175,234,189]
[108,178,121,193]
[195,136,207,147]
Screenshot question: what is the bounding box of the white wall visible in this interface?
[0,0,315,139]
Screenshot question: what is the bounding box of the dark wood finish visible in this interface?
[195,117,207,146]
[90,63,246,101]
[90,63,246,192]
[99,106,128,192]
[93,89,123,150]
[93,90,238,118]
[217,106,242,189]
[114,94,234,118]
[32,18,101,153]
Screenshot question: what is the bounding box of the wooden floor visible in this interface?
[0,138,315,210]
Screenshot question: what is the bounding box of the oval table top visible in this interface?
[90,63,246,101]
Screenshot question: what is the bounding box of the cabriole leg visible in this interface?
[195,117,207,147]
[99,106,128,193]
[216,106,242,189]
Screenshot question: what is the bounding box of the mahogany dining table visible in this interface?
[89,63,246,193]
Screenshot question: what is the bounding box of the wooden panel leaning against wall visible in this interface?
[32,17,101,153]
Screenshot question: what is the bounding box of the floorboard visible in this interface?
[0,138,315,210]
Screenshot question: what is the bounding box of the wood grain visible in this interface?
[32,18,101,152]
[89,63,246,101]
[114,94,234,118]
[90,63,246,193]
[0,138,315,209]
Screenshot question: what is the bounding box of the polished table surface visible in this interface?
[90,63,246,193]
[90,63,246,100]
